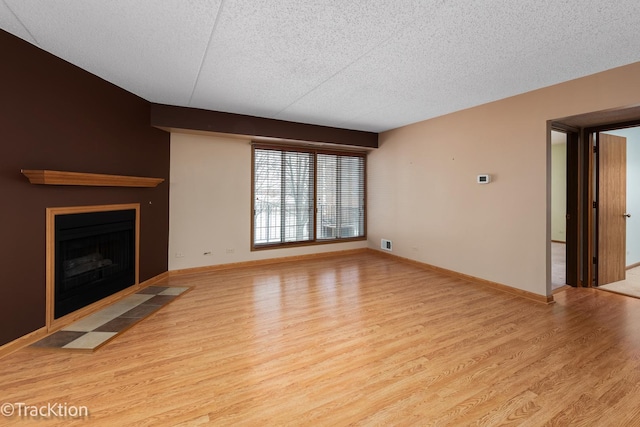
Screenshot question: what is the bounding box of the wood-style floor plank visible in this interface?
[3,251,640,426]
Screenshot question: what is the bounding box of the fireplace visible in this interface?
[47,204,140,325]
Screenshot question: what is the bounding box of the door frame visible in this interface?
[551,110,640,289]
[550,124,579,287]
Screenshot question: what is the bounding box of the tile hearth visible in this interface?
[31,286,189,351]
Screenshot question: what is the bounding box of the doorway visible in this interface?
[551,106,640,292]
[551,130,567,290]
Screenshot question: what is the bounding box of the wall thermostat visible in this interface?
[477,174,491,184]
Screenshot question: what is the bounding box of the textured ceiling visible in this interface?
[2,1,640,133]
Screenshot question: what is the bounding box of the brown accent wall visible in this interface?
[0,30,170,346]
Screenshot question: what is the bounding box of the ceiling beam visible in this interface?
[150,104,378,149]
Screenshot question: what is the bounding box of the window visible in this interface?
[252,145,366,248]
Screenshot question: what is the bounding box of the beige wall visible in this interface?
[169,133,367,271]
[370,62,640,296]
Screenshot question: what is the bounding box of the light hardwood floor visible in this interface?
[3,251,640,426]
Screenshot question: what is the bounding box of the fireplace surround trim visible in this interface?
[46,203,140,331]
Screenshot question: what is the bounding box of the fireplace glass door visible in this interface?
[54,209,136,318]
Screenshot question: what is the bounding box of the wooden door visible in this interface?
[597,133,627,286]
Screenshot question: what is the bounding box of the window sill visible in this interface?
[252,236,367,251]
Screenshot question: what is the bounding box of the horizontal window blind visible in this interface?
[316,154,365,240]
[253,148,314,245]
[253,146,365,248]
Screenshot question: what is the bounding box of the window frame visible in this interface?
[251,143,367,250]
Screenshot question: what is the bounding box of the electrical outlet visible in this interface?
[226,248,235,254]
[381,239,392,251]
[175,252,184,258]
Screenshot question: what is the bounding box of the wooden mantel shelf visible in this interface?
[21,170,164,188]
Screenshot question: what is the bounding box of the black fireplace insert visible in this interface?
[54,209,136,318]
